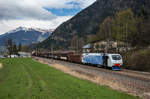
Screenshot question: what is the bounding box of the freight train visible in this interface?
[32,51,123,71]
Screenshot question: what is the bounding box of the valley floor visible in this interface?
[0,58,140,99]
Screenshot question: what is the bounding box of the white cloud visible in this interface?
[77,0,96,8]
[0,0,56,20]
[0,16,72,34]
[0,0,96,34]
[31,0,96,9]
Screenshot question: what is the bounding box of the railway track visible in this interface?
[33,56,150,99]
[40,57,150,81]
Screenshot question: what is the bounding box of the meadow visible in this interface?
[0,58,140,99]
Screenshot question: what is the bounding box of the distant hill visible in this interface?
[0,27,53,46]
[37,0,150,50]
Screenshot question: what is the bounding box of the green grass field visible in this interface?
[0,58,140,99]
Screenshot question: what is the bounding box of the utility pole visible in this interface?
[106,21,109,53]
[126,15,129,52]
[107,17,111,53]
[77,37,79,54]
[125,14,130,62]
[51,44,54,62]
[109,18,112,53]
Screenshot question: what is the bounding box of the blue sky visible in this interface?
[45,1,82,16]
[46,8,82,16]
[0,0,96,34]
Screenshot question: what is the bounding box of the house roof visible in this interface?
[83,44,92,49]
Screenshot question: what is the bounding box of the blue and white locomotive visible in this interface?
[82,53,123,70]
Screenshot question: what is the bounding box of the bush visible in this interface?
[125,48,150,72]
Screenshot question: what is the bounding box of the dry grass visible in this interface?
[143,92,150,99]
[0,63,2,69]
[53,64,130,94]
[35,59,135,97]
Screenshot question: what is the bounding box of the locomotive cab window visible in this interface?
[111,55,121,60]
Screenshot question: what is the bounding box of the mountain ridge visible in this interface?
[0,27,53,47]
[37,0,150,50]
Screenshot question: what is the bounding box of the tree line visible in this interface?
[5,38,29,57]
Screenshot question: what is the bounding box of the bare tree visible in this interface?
[13,44,18,55]
[5,38,13,58]
[71,35,84,53]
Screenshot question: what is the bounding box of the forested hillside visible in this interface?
[88,8,150,47]
[37,0,150,50]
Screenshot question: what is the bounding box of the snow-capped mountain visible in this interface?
[6,27,54,35]
[6,27,30,34]
[0,27,53,46]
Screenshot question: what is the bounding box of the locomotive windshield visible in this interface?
[111,55,121,60]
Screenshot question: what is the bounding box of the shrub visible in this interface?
[125,48,150,72]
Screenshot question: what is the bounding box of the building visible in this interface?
[0,55,5,58]
[93,40,118,52]
[18,52,31,58]
[82,44,92,53]
[83,40,130,53]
